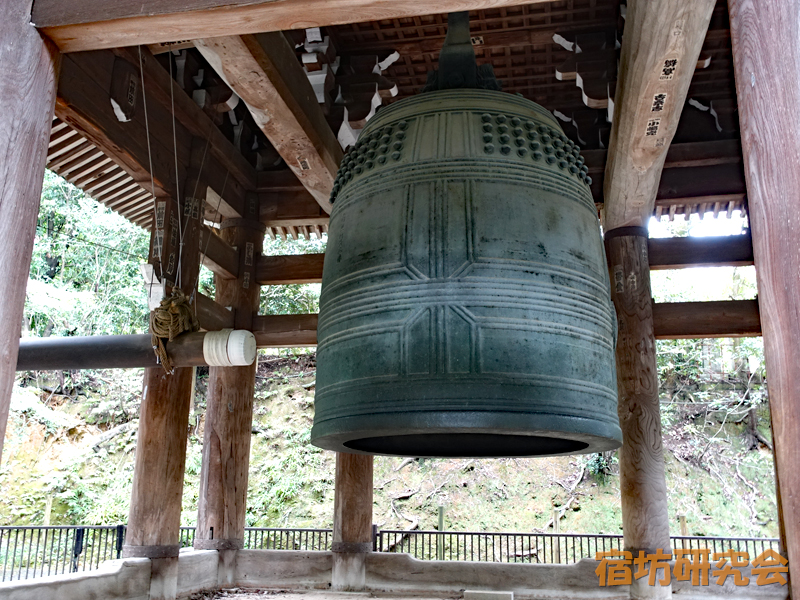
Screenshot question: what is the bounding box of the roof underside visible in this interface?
[46,0,744,238]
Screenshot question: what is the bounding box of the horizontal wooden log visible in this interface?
[256,254,324,285]
[648,234,753,270]
[37,0,544,53]
[252,314,317,347]
[583,139,742,176]
[245,300,760,348]
[652,299,761,339]
[196,292,235,331]
[592,162,747,208]
[259,191,328,228]
[200,226,239,280]
[17,333,207,370]
[247,235,755,286]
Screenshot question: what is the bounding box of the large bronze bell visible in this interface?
[310,13,621,458]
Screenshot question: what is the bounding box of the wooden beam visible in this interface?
[256,253,325,285]
[200,226,239,280]
[260,190,329,228]
[38,0,542,54]
[247,235,755,285]
[0,7,60,465]
[196,292,235,331]
[603,0,716,230]
[196,33,342,213]
[251,314,317,347]
[648,234,753,270]
[123,366,194,569]
[652,299,761,339]
[656,164,746,206]
[244,302,759,349]
[583,139,742,176]
[730,0,800,578]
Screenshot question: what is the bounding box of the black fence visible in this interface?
[0,525,780,582]
[376,530,781,565]
[0,525,125,582]
[377,530,625,563]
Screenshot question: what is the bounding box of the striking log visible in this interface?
[605,231,671,600]
[332,453,373,591]
[729,0,800,579]
[0,1,60,464]
[16,330,256,371]
[195,197,264,586]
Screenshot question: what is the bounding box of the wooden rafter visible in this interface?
[196,33,342,213]
[602,0,717,230]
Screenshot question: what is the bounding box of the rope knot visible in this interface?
[149,289,199,373]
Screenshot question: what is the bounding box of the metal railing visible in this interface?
[376,530,780,565]
[0,525,125,582]
[670,535,779,560]
[0,525,780,582]
[377,530,625,564]
[245,527,331,551]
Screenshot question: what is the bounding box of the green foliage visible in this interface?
[26,171,150,337]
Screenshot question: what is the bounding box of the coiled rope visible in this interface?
[150,289,198,373]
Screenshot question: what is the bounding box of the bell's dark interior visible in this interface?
[344,433,589,458]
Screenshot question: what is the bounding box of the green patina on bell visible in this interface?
[310,13,621,458]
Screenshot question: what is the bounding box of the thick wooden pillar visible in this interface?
[0,2,60,464]
[605,230,671,600]
[195,194,263,584]
[124,178,202,600]
[729,0,800,584]
[332,452,373,591]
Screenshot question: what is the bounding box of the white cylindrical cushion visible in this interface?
[203,329,233,366]
[226,330,256,366]
[203,329,257,367]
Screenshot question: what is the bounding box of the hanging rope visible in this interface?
[150,288,198,373]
